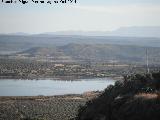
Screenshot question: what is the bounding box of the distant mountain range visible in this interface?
[1,26,160,64]
[4,26,160,38]
[108,26,160,38]
[1,33,160,55]
[0,35,159,54]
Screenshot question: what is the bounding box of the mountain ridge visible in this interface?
[2,26,160,38]
[14,43,160,64]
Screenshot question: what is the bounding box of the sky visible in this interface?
[0,0,160,33]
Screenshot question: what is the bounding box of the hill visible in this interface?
[1,35,160,54]
[15,43,160,64]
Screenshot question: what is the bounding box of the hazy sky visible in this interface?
[0,0,160,33]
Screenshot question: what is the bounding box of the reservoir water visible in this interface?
[0,78,116,96]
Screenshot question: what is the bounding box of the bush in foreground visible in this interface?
[76,72,160,120]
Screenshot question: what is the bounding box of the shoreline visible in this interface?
[0,75,123,81]
[0,91,101,100]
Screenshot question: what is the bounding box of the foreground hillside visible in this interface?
[76,72,160,120]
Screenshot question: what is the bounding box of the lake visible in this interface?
[0,78,116,96]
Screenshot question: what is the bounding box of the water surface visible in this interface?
[0,78,116,96]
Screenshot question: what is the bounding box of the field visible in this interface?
[0,93,99,120]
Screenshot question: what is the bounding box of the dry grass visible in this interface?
[134,93,158,99]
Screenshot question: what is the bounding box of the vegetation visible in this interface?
[1,58,159,80]
[0,58,137,79]
[0,96,87,120]
[76,72,160,120]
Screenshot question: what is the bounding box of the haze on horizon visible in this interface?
[0,0,160,33]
